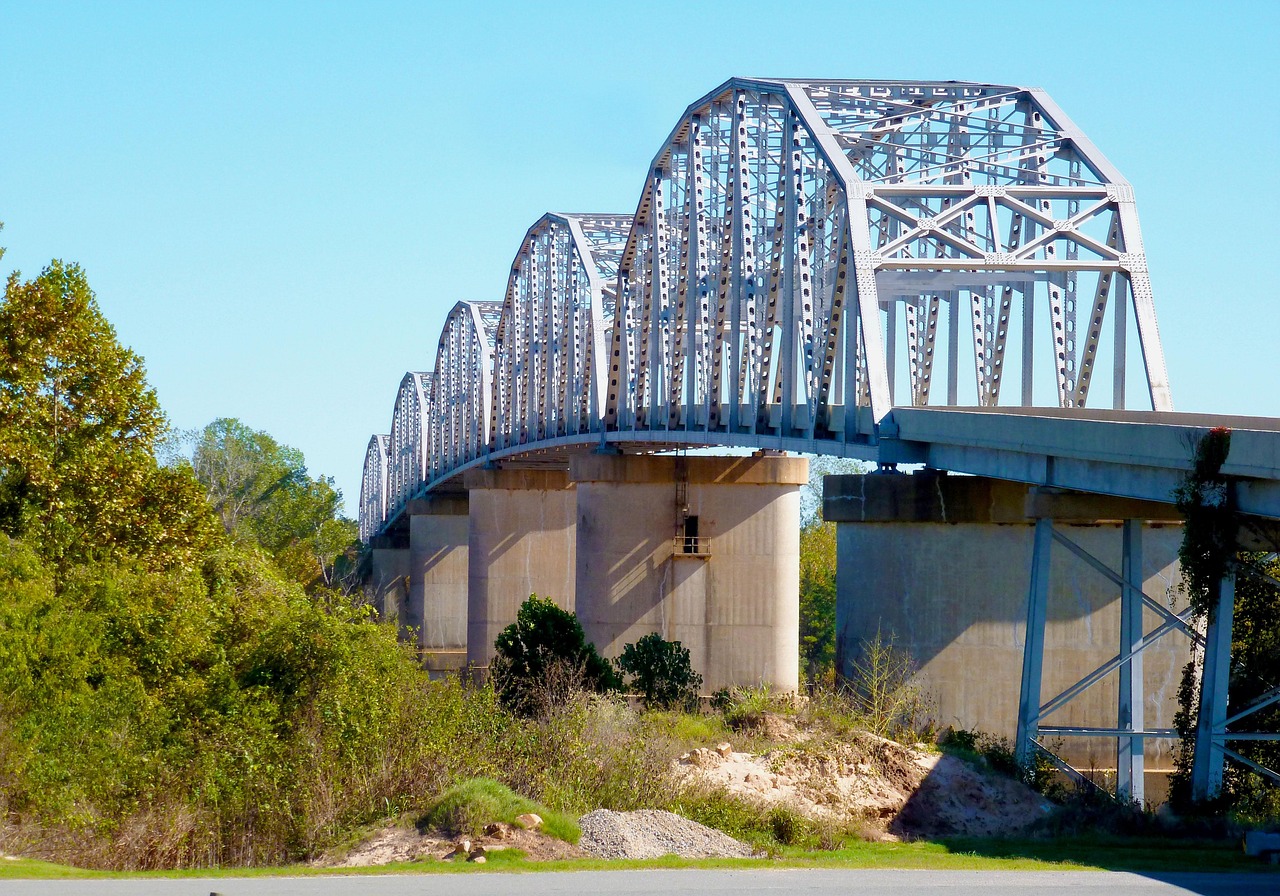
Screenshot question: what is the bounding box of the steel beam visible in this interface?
[1191,573,1236,801]
[1016,518,1053,769]
[1117,519,1145,803]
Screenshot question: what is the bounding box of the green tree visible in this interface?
[799,519,838,686]
[797,456,865,686]
[490,594,619,717]
[0,259,216,569]
[186,418,358,591]
[617,633,703,710]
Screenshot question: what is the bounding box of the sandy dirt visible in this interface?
[675,728,1054,838]
[313,822,587,866]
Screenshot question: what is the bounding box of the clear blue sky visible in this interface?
[3,1,1277,516]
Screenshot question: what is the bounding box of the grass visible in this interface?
[2,836,1271,879]
[419,777,581,844]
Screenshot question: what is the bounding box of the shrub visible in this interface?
[617,633,703,710]
[420,777,580,843]
[839,631,933,741]
[490,595,619,718]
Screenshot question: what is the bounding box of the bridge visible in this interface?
[357,79,1280,806]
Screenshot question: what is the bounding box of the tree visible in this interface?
[799,519,838,686]
[0,259,216,569]
[617,633,702,710]
[490,594,619,717]
[185,418,358,591]
[797,456,866,686]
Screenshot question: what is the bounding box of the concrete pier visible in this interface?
[368,533,410,630]
[405,493,470,676]
[825,471,1186,772]
[572,452,806,693]
[464,467,577,670]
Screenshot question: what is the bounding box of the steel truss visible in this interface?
[361,78,1173,539]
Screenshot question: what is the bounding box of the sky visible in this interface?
[2,1,1277,516]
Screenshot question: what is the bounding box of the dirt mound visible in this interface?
[579,809,755,859]
[676,726,1052,838]
[314,822,586,866]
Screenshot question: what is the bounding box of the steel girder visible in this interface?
[491,214,631,450]
[358,433,390,543]
[363,78,1176,540]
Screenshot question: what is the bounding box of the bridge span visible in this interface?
[358,79,1280,806]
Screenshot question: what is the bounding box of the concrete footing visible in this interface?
[825,471,1186,770]
[572,452,806,693]
[464,468,577,670]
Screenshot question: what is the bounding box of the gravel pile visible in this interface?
[578,809,756,860]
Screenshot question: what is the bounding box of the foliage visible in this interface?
[1172,427,1235,618]
[1169,429,1280,819]
[0,261,217,570]
[419,777,579,843]
[617,633,702,711]
[183,418,359,592]
[839,631,933,740]
[717,683,795,733]
[799,519,837,686]
[1171,552,1280,820]
[490,595,620,718]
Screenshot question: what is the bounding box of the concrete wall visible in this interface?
[827,472,1189,770]
[465,468,576,669]
[406,494,470,676]
[573,453,806,693]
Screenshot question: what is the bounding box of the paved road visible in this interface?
[2,869,1277,896]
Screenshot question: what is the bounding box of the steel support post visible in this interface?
[1191,573,1236,801]
[1016,518,1053,769]
[1117,519,1145,803]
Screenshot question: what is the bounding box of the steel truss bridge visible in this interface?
[359,78,1280,802]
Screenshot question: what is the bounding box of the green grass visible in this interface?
[420,777,581,844]
[2,836,1272,879]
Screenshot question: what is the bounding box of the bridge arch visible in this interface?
[605,78,1171,443]
[358,433,389,542]
[387,371,433,512]
[429,300,501,481]
[490,213,630,449]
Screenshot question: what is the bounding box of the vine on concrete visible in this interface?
[1169,426,1235,810]
[1172,426,1235,620]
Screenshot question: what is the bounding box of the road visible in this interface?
[2,869,1277,896]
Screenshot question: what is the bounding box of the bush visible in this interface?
[420,777,580,843]
[617,633,703,710]
[490,595,619,718]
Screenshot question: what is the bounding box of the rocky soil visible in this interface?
[579,809,755,859]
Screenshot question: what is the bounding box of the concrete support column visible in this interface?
[369,532,410,629]
[825,471,1184,776]
[572,452,806,694]
[465,468,576,670]
[406,493,470,676]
